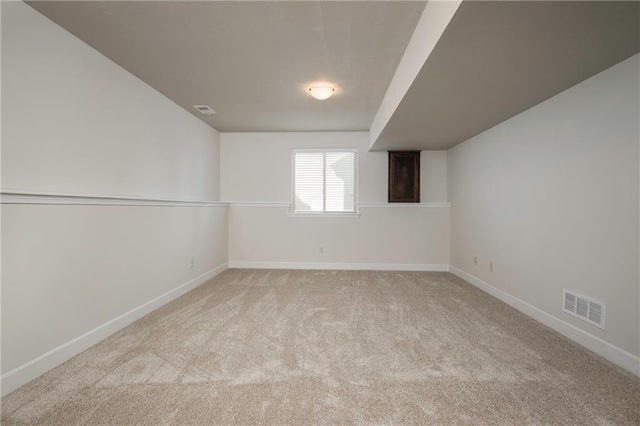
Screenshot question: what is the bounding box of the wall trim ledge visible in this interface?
[228,201,290,208]
[226,201,450,209]
[229,261,450,272]
[358,202,450,208]
[0,189,229,207]
[450,266,640,377]
[0,262,229,396]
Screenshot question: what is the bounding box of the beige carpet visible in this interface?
[2,269,638,425]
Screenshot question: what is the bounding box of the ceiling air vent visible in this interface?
[563,289,605,329]
[193,105,216,115]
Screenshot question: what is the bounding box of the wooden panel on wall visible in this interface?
[388,151,420,203]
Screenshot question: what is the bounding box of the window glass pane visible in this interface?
[292,150,356,213]
[325,151,355,212]
[294,152,324,211]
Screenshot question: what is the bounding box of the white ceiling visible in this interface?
[27,0,426,132]
[27,1,640,150]
[371,1,640,150]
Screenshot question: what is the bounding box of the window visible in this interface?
[292,149,357,213]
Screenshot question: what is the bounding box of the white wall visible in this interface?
[1,2,227,394]
[2,3,219,201]
[448,55,640,360]
[221,132,450,268]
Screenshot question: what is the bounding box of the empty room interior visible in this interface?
[1,0,639,424]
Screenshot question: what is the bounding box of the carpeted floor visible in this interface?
[2,269,639,425]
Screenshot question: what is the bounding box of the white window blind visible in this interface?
[292,150,357,213]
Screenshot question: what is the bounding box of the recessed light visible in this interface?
[193,105,216,115]
[308,86,335,100]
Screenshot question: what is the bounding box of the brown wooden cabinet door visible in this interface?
[388,151,420,203]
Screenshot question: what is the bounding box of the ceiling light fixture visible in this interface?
[308,85,335,100]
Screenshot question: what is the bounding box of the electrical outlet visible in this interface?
[319,246,324,254]
[190,258,195,268]
[474,256,478,265]
[489,261,493,272]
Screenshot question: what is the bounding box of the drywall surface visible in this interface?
[2,1,219,201]
[369,0,462,149]
[421,150,448,202]
[1,1,227,392]
[1,204,228,375]
[221,132,449,266]
[221,132,446,203]
[448,54,640,357]
[228,204,449,268]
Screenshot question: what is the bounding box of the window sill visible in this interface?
[287,211,360,218]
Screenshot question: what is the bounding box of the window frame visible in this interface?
[290,148,359,217]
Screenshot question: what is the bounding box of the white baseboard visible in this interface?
[0,262,228,396]
[228,261,450,272]
[450,266,640,377]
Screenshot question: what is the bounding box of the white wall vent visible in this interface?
[193,105,216,115]
[563,289,606,329]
